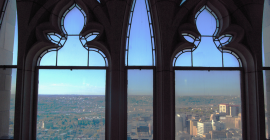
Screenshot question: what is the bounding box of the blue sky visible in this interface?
[9,2,241,95]
[175,70,241,96]
[10,13,18,95]
[177,9,239,67]
[128,69,153,95]
[39,69,106,95]
[127,0,153,66]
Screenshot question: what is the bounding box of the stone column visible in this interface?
[0,0,16,138]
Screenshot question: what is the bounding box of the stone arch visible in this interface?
[21,1,111,139]
[171,1,258,140]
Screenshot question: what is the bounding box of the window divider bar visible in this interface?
[0,65,17,68]
[125,66,155,70]
[262,67,270,70]
[36,66,108,70]
[173,67,243,71]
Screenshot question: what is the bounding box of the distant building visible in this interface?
[176,114,186,133]
[191,115,200,120]
[189,120,198,136]
[42,121,53,129]
[219,104,230,115]
[197,122,212,136]
[137,126,149,137]
[175,133,191,140]
[219,103,240,117]
[230,105,240,117]
[186,120,190,134]
[202,133,211,139]
[192,126,197,137]
[191,137,203,140]
[219,114,241,129]
[235,113,242,129]
[209,130,227,139]
[211,120,225,131]
[210,114,217,121]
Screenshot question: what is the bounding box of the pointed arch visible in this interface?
[125,0,155,66]
[37,3,107,67]
[174,5,242,67]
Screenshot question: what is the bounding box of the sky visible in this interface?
[128,69,153,95]
[39,69,106,95]
[177,9,239,67]
[175,70,241,96]
[9,1,241,96]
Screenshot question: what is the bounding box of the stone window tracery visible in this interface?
[125,0,155,66]
[173,6,241,67]
[37,4,107,67]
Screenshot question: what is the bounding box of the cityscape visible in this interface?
[127,95,153,140]
[36,95,105,140]
[175,96,242,140]
[6,95,243,140]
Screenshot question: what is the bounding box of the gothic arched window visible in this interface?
[125,0,155,66]
[174,6,243,140]
[126,0,155,139]
[36,4,107,139]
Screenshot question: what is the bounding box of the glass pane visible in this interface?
[89,51,105,66]
[219,37,231,45]
[40,5,93,66]
[37,69,106,140]
[180,0,186,6]
[175,52,191,66]
[64,7,84,35]
[193,37,222,67]
[12,13,17,65]
[262,0,270,66]
[127,0,153,66]
[223,53,239,67]
[196,9,216,36]
[175,70,242,140]
[57,36,88,66]
[183,35,195,43]
[0,68,17,139]
[264,70,270,139]
[0,0,17,65]
[194,8,222,67]
[40,51,56,66]
[127,69,153,140]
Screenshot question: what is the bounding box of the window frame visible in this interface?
[172,4,246,139]
[32,65,109,139]
[173,66,245,139]
[124,66,156,140]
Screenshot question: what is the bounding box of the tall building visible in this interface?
[190,120,198,136]
[209,130,227,139]
[219,104,230,115]
[211,120,225,131]
[197,122,212,137]
[230,105,240,117]
[176,114,186,134]
[235,113,242,129]
[219,104,240,117]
